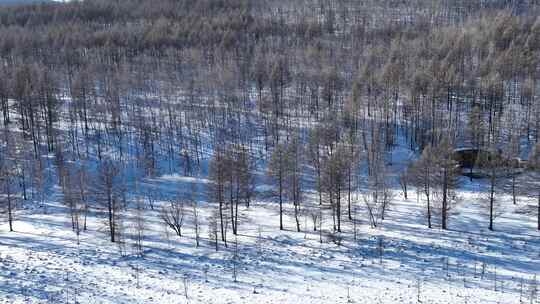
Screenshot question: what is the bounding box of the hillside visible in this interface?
[0,1,539,303]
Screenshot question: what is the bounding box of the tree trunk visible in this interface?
[402,179,408,200]
[537,190,539,231]
[219,200,227,246]
[83,203,88,231]
[425,190,431,229]
[7,182,13,232]
[234,197,239,235]
[20,169,27,201]
[512,175,516,205]
[441,169,448,230]
[108,196,115,242]
[348,167,352,220]
[279,168,283,230]
[230,180,236,235]
[336,186,341,232]
[317,164,322,206]
[489,179,494,231]
[294,203,300,232]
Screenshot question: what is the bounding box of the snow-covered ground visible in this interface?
[1,171,539,304]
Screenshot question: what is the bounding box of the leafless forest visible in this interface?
[0,0,539,248]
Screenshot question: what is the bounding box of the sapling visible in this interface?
[232,235,239,283]
[377,236,384,265]
[494,266,497,291]
[520,277,524,303]
[64,270,70,304]
[192,200,200,247]
[134,195,145,257]
[208,212,219,251]
[183,274,189,300]
[416,277,421,303]
[445,257,449,279]
[304,216,307,239]
[530,275,537,304]
[130,263,141,289]
[311,212,318,231]
[136,263,140,289]
[257,225,263,255]
[203,265,209,283]
[353,206,359,241]
[319,207,323,243]
[232,256,238,283]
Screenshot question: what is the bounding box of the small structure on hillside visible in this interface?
[452,147,527,178]
[453,148,483,168]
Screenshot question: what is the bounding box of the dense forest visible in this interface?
[0,0,539,247]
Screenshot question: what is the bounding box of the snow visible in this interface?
[1,172,539,304]
[2,114,537,303]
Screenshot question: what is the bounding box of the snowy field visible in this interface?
[1,173,539,304]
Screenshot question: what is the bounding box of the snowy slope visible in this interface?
[1,173,539,304]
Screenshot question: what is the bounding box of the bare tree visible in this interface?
[476,145,505,231]
[133,194,146,256]
[528,143,540,230]
[0,125,20,232]
[363,137,393,228]
[208,209,219,251]
[399,168,410,200]
[160,197,186,237]
[285,136,304,232]
[192,200,200,247]
[95,160,122,242]
[0,155,18,232]
[322,143,348,232]
[268,143,287,230]
[209,147,228,246]
[432,137,459,230]
[410,145,436,228]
